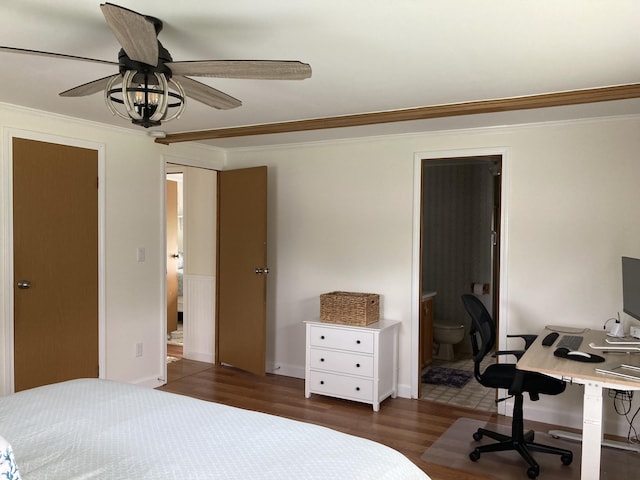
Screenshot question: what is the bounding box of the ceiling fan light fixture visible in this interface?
[105,70,186,128]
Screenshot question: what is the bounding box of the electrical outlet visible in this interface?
[135,342,143,357]
[630,326,640,339]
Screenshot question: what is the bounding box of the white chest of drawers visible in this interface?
[304,320,400,411]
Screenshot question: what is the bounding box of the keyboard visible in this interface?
[556,335,583,350]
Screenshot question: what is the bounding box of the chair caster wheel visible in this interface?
[561,453,573,465]
[469,450,480,462]
[527,466,539,479]
[472,431,483,441]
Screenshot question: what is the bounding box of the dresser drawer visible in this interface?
[308,371,373,402]
[309,348,374,377]
[309,325,374,353]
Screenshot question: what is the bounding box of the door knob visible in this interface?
[17,280,31,289]
[171,253,179,258]
[255,267,270,275]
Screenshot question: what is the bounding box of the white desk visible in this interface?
[517,330,640,480]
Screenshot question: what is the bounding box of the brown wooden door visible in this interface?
[13,138,98,392]
[166,180,179,334]
[217,166,267,376]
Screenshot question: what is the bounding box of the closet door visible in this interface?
[13,138,98,391]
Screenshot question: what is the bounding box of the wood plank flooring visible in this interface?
[157,359,567,480]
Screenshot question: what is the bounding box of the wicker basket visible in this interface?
[320,291,380,326]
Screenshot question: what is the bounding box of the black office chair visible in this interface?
[460,294,573,479]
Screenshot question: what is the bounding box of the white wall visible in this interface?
[2,100,640,437]
[0,103,224,392]
[227,114,640,436]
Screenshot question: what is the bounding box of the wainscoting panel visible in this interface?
[183,274,215,363]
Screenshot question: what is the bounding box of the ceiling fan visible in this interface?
[0,2,312,128]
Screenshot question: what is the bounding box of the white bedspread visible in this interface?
[0,379,429,479]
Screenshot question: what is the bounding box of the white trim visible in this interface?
[411,146,510,414]
[159,161,168,385]
[2,128,106,394]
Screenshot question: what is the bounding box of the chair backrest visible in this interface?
[461,294,496,373]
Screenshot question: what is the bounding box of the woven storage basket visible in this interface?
[320,291,380,325]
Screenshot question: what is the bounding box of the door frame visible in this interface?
[2,128,106,395]
[411,146,510,414]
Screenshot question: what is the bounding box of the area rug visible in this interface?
[422,367,473,388]
[421,418,638,479]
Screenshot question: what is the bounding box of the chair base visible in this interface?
[469,427,573,479]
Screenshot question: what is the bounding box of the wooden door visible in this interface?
[166,180,179,334]
[13,138,98,392]
[217,166,267,376]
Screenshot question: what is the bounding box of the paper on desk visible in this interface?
[595,364,640,381]
[588,342,640,352]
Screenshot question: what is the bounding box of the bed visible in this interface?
[0,379,430,479]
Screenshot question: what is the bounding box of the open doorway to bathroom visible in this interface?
[166,168,184,363]
[419,155,502,412]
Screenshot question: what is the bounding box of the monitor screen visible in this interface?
[622,256,640,321]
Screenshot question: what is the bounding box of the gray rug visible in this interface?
[421,418,639,479]
[422,367,473,388]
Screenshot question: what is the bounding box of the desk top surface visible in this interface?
[517,329,640,390]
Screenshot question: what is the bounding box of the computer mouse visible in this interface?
[554,347,605,362]
[566,351,591,358]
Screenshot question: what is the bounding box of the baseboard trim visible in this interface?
[183,351,214,363]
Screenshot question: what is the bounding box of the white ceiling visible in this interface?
[1,1,638,148]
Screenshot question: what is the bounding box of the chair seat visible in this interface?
[481,364,566,396]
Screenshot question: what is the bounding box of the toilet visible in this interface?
[433,323,465,361]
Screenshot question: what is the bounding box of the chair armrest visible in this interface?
[507,334,538,350]
[494,349,526,360]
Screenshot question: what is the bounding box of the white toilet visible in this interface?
[433,323,465,361]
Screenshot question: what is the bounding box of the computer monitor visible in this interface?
[622,256,640,321]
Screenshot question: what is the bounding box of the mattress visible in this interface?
[0,379,430,479]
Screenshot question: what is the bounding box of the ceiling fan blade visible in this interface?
[176,76,242,110]
[100,3,158,66]
[59,74,120,97]
[167,60,312,80]
[0,45,117,66]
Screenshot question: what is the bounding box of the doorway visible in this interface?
[166,169,184,363]
[163,163,218,373]
[161,163,269,380]
[415,152,504,411]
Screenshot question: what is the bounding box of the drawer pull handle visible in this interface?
[356,340,361,344]
[356,363,360,368]
[320,335,325,340]
[320,381,324,385]
[320,358,325,362]
[355,387,360,391]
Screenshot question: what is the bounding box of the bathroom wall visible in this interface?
[422,159,495,355]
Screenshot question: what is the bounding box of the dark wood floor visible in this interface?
[166,343,183,359]
[159,358,550,480]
